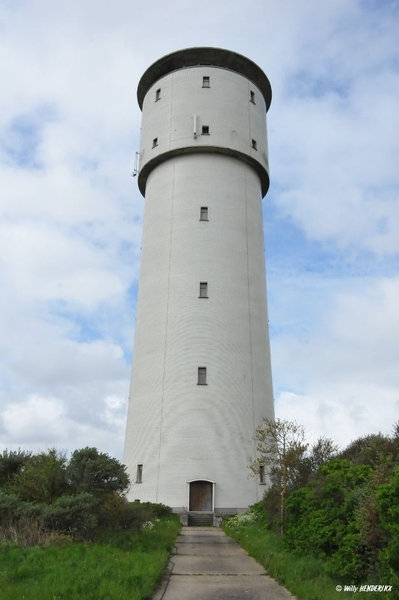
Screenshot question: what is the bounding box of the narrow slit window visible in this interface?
[251,139,257,150]
[199,282,208,298]
[200,206,208,221]
[250,90,256,104]
[259,465,265,484]
[155,88,161,101]
[136,464,143,483]
[152,137,158,148]
[201,125,209,135]
[198,367,207,385]
[202,76,210,88]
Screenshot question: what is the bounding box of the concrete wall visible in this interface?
[124,53,274,511]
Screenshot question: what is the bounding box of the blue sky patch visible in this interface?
[2,104,58,170]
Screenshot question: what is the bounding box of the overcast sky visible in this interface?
[1,0,398,461]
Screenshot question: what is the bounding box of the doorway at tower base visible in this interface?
[170,480,249,526]
[189,480,214,511]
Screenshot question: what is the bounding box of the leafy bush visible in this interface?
[44,493,100,539]
[137,502,172,518]
[224,511,259,528]
[9,449,67,504]
[66,447,130,498]
[0,490,45,527]
[284,460,374,582]
[0,449,32,487]
[0,447,174,547]
[376,467,399,588]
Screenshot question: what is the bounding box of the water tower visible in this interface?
[124,47,274,522]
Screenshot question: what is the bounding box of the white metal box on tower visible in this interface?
[124,48,275,518]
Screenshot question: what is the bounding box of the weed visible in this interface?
[223,521,385,600]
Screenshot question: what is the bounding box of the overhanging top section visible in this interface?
[137,47,272,111]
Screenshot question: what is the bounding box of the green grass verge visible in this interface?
[0,515,181,600]
[222,521,386,600]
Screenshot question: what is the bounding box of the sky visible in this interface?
[1,0,398,461]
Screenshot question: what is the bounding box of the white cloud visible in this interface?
[276,385,399,451]
[271,276,399,447]
[1,392,128,458]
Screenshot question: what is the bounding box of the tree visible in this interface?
[250,418,308,533]
[307,437,339,474]
[285,459,373,582]
[9,448,67,504]
[0,449,32,488]
[66,447,130,498]
[376,467,399,589]
[337,433,395,468]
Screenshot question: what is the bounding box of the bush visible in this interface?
[376,467,399,588]
[8,449,67,504]
[0,490,46,527]
[284,460,374,582]
[0,449,32,488]
[224,511,259,528]
[138,502,172,518]
[44,493,100,539]
[66,448,130,498]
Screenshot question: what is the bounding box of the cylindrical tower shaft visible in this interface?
[124,48,274,514]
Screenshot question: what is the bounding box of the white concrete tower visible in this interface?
[124,47,274,518]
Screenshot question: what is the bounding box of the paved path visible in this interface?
[153,527,296,600]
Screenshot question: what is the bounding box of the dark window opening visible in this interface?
[155,88,161,101]
[201,125,210,135]
[136,464,143,483]
[152,138,158,148]
[200,206,208,221]
[250,90,256,104]
[202,76,210,88]
[198,367,207,385]
[251,139,257,150]
[259,465,265,484]
[199,282,208,298]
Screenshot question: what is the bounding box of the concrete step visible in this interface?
[187,512,213,526]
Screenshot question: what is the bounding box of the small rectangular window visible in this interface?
[198,367,207,385]
[155,88,161,101]
[200,206,208,221]
[251,139,257,150]
[259,465,265,484]
[250,90,256,104]
[201,125,209,135]
[136,464,143,483]
[152,137,158,148]
[202,76,210,88]
[199,282,208,298]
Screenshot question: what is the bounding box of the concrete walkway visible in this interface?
[153,527,296,600]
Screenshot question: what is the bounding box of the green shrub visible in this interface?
[44,493,99,539]
[66,447,130,498]
[8,449,67,504]
[224,511,259,528]
[0,450,32,488]
[137,502,172,518]
[376,467,399,588]
[284,460,373,582]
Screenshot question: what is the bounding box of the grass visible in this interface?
[222,520,386,600]
[0,515,181,600]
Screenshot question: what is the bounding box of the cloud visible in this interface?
[1,392,128,457]
[276,385,399,450]
[272,275,399,447]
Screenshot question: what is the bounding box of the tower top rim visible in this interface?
[137,47,272,111]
